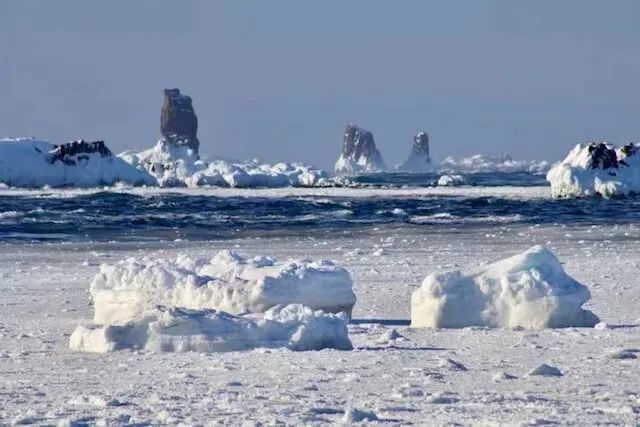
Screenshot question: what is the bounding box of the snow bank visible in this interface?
[440,154,549,174]
[90,250,356,324]
[120,139,329,188]
[0,138,154,187]
[410,245,599,329]
[70,304,352,353]
[546,142,640,198]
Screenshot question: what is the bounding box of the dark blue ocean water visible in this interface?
[0,172,638,242]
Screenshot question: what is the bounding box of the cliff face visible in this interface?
[399,131,431,172]
[334,124,386,174]
[160,88,199,154]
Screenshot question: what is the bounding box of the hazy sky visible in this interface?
[1,1,639,169]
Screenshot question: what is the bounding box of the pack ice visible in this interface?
[411,245,599,329]
[90,250,356,324]
[70,304,352,353]
[547,142,640,198]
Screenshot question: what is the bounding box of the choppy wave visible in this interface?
[1,182,640,241]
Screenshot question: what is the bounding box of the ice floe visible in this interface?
[70,304,352,353]
[90,250,356,324]
[410,245,600,329]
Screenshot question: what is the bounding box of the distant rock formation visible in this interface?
[334,124,386,174]
[160,88,199,155]
[399,131,431,172]
[48,140,112,165]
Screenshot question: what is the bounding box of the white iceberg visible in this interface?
[69,304,353,353]
[90,250,356,324]
[546,142,640,198]
[410,245,599,329]
[0,138,154,187]
[437,174,466,186]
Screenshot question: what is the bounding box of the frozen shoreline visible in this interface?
[1,223,639,424]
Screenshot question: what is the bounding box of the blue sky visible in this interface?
[1,1,639,169]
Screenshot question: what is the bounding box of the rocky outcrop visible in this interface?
[399,131,431,172]
[160,88,199,155]
[48,140,112,165]
[334,124,386,174]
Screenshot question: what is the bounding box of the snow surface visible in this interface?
[90,250,356,324]
[1,222,640,424]
[334,153,386,175]
[70,304,352,353]
[440,154,549,174]
[411,245,599,329]
[547,142,640,198]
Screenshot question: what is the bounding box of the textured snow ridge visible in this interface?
[0,138,155,187]
[90,250,356,324]
[440,154,549,174]
[120,139,329,188]
[546,142,640,198]
[70,304,353,353]
[411,245,600,329]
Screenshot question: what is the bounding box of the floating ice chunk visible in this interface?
[527,363,563,377]
[411,245,600,329]
[437,174,466,186]
[69,304,352,353]
[547,142,640,198]
[90,250,356,324]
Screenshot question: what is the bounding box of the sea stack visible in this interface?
[334,123,386,174]
[399,131,431,172]
[160,88,199,155]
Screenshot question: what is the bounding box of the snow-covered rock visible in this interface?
[440,154,549,174]
[437,174,466,186]
[398,131,431,172]
[0,138,155,187]
[410,245,599,329]
[527,363,563,377]
[335,123,386,174]
[546,142,640,198]
[69,304,353,353]
[90,250,356,324]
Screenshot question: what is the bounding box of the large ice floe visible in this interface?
[70,304,352,353]
[440,154,549,174]
[546,142,640,198]
[410,245,599,329]
[90,250,356,324]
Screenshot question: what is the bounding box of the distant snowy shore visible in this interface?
[0,137,551,189]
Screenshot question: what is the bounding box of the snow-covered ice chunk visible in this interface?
[70,304,352,353]
[527,363,563,377]
[546,142,640,198]
[90,250,356,324]
[437,174,466,186]
[410,245,600,329]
